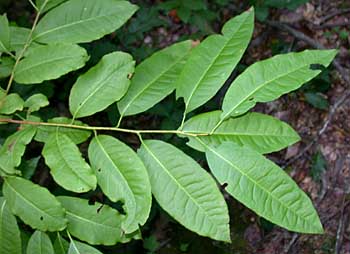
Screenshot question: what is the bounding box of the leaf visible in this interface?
[0,93,24,115]
[117,40,192,117]
[14,44,88,84]
[88,135,151,233]
[0,197,22,254]
[183,111,300,154]
[53,233,69,254]
[69,51,134,118]
[205,142,323,233]
[43,133,97,193]
[26,231,54,254]
[36,0,68,13]
[138,140,230,242]
[57,196,124,246]
[304,92,329,110]
[24,94,49,113]
[175,8,254,113]
[0,14,10,52]
[68,239,103,254]
[3,176,67,231]
[0,56,14,78]
[33,0,138,44]
[0,126,36,174]
[9,26,37,54]
[221,50,337,121]
[35,117,91,144]
[18,156,40,179]
[311,150,327,182]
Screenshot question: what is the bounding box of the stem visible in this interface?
[179,111,186,130]
[4,0,49,94]
[0,118,210,137]
[116,114,123,128]
[210,118,224,134]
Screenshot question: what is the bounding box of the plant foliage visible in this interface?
[0,0,337,252]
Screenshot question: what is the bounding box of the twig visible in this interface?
[267,20,350,167]
[284,233,299,253]
[315,21,350,29]
[320,8,350,24]
[335,194,346,254]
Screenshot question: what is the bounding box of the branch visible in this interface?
[0,118,209,138]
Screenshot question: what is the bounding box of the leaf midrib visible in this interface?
[141,142,221,229]
[203,141,313,224]
[5,179,60,221]
[33,9,124,41]
[183,14,249,112]
[120,53,188,116]
[15,54,82,77]
[223,59,320,119]
[72,62,129,118]
[53,132,92,190]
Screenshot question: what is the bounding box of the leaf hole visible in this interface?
[248,97,254,101]
[309,64,324,71]
[97,168,102,172]
[40,216,44,221]
[221,183,228,189]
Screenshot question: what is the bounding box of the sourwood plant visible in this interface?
[0,0,337,252]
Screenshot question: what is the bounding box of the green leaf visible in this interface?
[175,8,254,113]
[68,239,103,254]
[304,92,329,110]
[0,14,10,52]
[33,0,138,44]
[221,50,337,121]
[88,135,151,233]
[18,156,40,179]
[53,233,69,254]
[69,51,134,118]
[14,44,88,84]
[35,117,91,144]
[0,56,14,78]
[205,142,323,233]
[0,197,22,254]
[26,231,54,254]
[24,93,49,113]
[9,26,38,54]
[3,176,67,231]
[0,126,36,174]
[0,92,24,115]
[138,140,230,242]
[183,111,300,154]
[118,40,192,117]
[43,133,97,193]
[36,0,68,13]
[57,196,124,246]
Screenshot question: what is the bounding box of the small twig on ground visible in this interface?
[314,21,350,29]
[320,8,350,24]
[284,233,299,253]
[335,194,346,254]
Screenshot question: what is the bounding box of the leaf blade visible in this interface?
[57,196,124,246]
[26,231,54,254]
[3,176,67,231]
[205,142,323,233]
[14,44,88,84]
[43,133,97,193]
[69,51,134,118]
[34,0,138,44]
[0,197,22,254]
[118,40,192,117]
[183,111,300,153]
[88,135,151,233]
[138,140,230,242]
[175,8,254,113]
[221,49,337,120]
